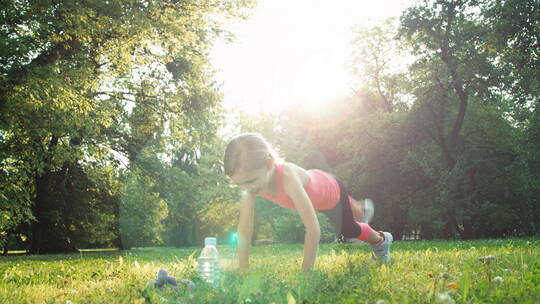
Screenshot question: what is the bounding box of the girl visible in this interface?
[224,133,392,272]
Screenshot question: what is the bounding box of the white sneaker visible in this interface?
[371,231,393,262]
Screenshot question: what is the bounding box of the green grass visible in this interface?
[1,238,539,303]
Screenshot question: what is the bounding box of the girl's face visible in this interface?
[230,161,273,195]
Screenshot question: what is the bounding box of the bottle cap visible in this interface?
[204,237,217,246]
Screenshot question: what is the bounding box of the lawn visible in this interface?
[1,238,539,303]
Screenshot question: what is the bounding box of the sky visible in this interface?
[211,0,415,114]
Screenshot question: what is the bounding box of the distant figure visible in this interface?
[224,133,393,272]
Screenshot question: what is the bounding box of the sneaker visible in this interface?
[371,231,393,262]
[362,199,374,223]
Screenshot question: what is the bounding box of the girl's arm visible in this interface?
[283,165,321,272]
[237,192,255,270]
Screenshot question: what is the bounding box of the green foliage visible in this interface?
[351,18,410,112]
[160,166,201,247]
[0,0,255,252]
[1,0,538,253]
[61,163,120,248]
[482,0,540,106]
[230,0,539,241]
[181,136,244,245]
[119,171,168,248]
[199,201,239,240]
[393,0,538,238]
[0,153,34,248]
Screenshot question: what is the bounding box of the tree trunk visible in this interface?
[30,168,77,254]
[113,199,125,250]
[29,136,78,254]
[391,205,407,241]
[420,222,434,240]
[2,233,8,255]
[461,217,474,239]
[443,214,457,239]
[30,170,47,254]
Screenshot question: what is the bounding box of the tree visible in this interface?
[482,0,539,107]
[482,0,540,235]
[0,0,254,253]
[395,0,538,238]
[351,18,410,113]
[119,171,168,248]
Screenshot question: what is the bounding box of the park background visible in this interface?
[1,0,539,255]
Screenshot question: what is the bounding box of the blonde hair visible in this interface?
[224,133,280,176]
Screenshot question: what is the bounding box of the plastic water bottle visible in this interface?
[197,237,220,286]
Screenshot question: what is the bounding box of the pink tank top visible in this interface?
[260,163,342,210]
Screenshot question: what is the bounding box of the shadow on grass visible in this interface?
[1,238,537,263]
[0,246,202,263]
[328,237,539,256]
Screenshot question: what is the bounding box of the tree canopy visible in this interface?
[1,0,538,253]
[0,0,253,253]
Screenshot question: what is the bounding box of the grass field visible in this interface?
[1,238,539,303]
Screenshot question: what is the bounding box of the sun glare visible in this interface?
[212,0,414,115]
[291,51,352,109]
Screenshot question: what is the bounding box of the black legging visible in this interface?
[321,178,362,238]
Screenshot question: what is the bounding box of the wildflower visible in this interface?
[434,292,455,304]
[447,282,459,290]
[375,300,386,304]
[479,255,495,264]
[439,264,448,271]
[65,301,73,304]
[245,298,252,303]
[493,276,504,283]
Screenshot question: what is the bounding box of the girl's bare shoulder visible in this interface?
[282,162,310,185]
